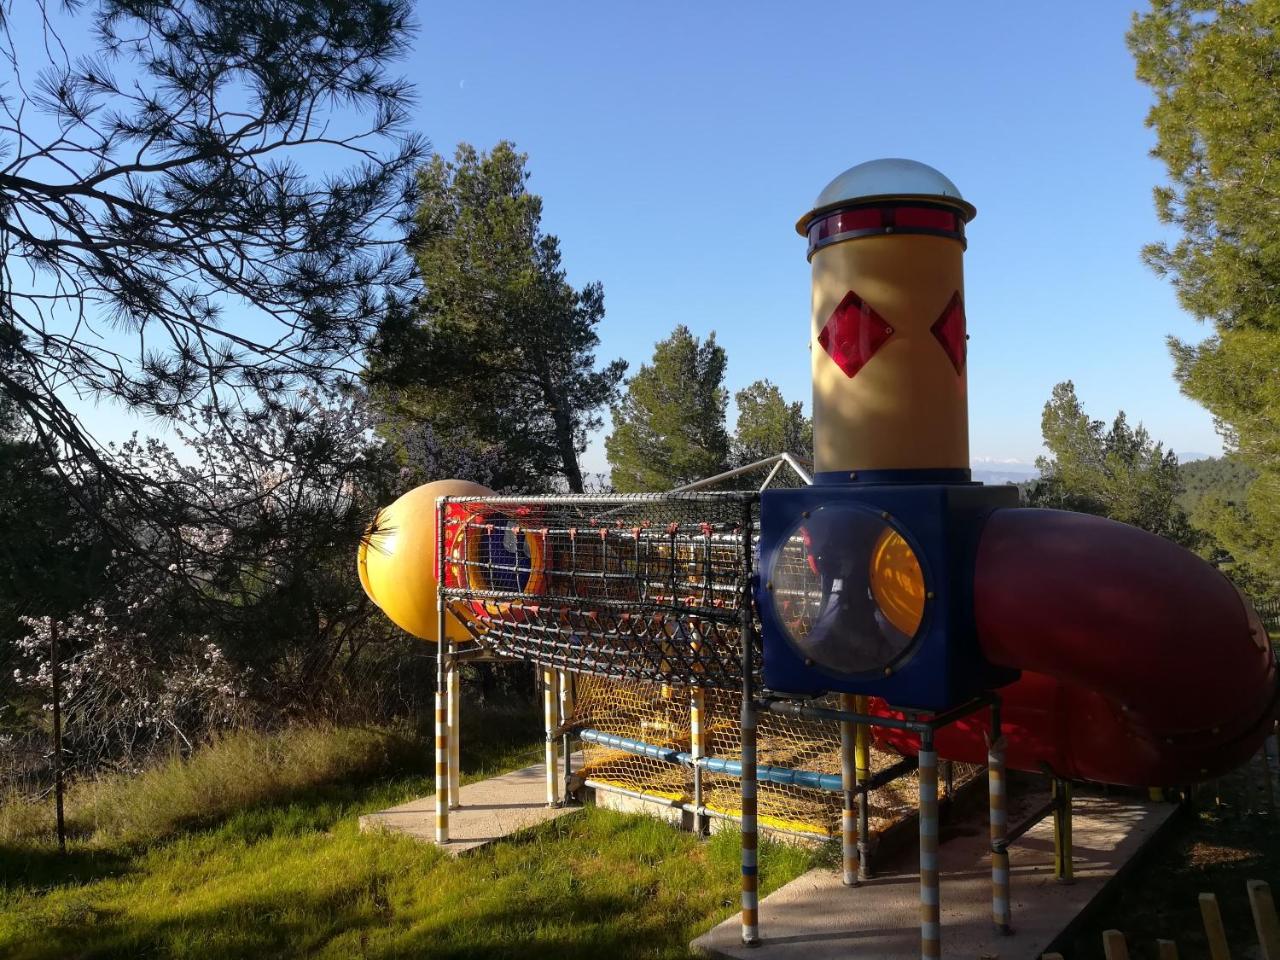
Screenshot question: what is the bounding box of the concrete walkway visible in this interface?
[358,755,584,855]
[691,793,1178,960]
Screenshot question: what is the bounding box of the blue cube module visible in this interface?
[757,482,1019,711]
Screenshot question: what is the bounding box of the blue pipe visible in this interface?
[578,728,845,793]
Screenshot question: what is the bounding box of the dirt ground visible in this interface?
[1063,748,1279,960]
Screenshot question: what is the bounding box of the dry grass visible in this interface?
[1,725,418,848]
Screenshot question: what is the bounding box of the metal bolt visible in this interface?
[850,472,858,480]
[880,511,890,520]
[766,581,774,591]
[804,658,815,667]
[926,591,935,600]
[884,667,894,677]
[801,510,810,519]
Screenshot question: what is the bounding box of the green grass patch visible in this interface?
[0,709,822,959]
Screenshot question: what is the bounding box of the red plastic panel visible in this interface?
[817,290,893,379]
[930,292,966,374]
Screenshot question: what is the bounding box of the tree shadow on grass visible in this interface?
[1,873,676,960]
[0,843,134,891]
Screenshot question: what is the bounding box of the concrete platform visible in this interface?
[358,755,584,855]
[691,793,1178,960]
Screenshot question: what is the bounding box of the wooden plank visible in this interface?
[1200,892,1232,960]
[1102,930,1130,960]
[1156,939,1179,960]
[1249,880,1280,960]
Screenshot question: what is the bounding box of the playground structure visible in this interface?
[358,159,1280,957]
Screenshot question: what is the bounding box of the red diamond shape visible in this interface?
[817,290,893,379]
[930,291,966,374]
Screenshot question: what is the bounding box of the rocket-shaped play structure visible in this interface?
[359,157,1279,955]
[782,158,1277,786]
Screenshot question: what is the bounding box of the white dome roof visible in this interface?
[797,158,976,234]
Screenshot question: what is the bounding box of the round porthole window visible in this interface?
[768,506,927,676]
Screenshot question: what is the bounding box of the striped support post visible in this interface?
[434,496,449,844]
[740,696,759,945]
[838,693,858,886]
[918,736,940,960]
[560,669,575,801]
[1052,777,1074,883]
[989,726,1012,933]
[691,688,706,835]
[855,694,872,881]
[447,644,461,810]
[739,497,759,947]
[543,667,561,807]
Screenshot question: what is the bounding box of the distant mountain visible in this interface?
[1176,451,1215,464]
[971,459,1038,485]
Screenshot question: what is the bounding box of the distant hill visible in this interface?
[971,460,1038,486]
[1177,455,1255,514]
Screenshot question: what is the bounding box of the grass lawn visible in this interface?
[0,711,822,959]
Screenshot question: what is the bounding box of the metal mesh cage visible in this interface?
[441,492,757,687]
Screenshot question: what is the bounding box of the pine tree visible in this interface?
[1029,381,1195,546]
[1129,1,1280,590]
[605,326,729,492]
[367,142,626,492]
[732,380,812,486]
[0,1,423,502]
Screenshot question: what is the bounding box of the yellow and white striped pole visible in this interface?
[989,703,1012,934]
[1052,777,1073,883]
[559,669,575,800]
[691,687,706,834]
[855,694,872,881]
[740,696,760,945]
[447,643,461,810]
[919,734,940,960]
[839,693,858,885]
[434,496,450,844]
[543,666,561,807]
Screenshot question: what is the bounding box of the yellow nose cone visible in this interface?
[357,479,495,642]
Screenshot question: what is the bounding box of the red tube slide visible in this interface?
[880,508,1279,786]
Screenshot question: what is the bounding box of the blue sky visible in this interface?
[411,0,1220,473]
[15,2,1221,473]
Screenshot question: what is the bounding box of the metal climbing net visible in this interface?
[441,491,758,688]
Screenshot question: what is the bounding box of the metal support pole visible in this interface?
[543,666,561,807]
[919,729,940,960]
[839,693,858,885]
[855,693,872,881]
[1052,777,1074,883]
[692,687,707,835]
[447,643,461,810]
[989,698,1012,934]
[434,497,450,844]
[739,499,760,947]
[560,669,575,801]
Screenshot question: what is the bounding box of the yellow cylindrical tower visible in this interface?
[796,159,976,478]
